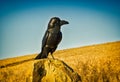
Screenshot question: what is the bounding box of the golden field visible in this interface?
[0,41,120,82]
[53,41,120,82]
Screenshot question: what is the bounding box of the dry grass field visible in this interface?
[0,41,120,82]
[53,41,120,82]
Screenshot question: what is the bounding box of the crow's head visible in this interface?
[48,17,69,29]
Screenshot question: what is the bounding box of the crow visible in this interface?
[35,17,69,59]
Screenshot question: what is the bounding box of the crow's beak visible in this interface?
[60,20,69,26]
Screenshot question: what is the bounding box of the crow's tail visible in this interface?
[35,51,48,59]
[35,52,42,59]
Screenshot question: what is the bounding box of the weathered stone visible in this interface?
[33,59,81,82]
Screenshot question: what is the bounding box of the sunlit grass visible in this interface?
[53,41,120,82]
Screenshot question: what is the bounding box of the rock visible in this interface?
[33,59,81,82]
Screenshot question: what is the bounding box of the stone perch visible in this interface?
[33,59,81,82]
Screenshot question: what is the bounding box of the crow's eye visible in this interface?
[56,20,60,24]
[54,21,59,26]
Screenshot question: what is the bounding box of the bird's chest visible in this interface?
[47,32,62,47]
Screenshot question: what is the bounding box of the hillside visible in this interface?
[0,41,120,82]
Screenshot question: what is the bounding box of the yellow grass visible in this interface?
[53,41,120,82]
[0,41,120,82]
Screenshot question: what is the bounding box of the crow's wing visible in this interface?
[42,31,50,48]
[42,31,62,49]
[56,32,62,44]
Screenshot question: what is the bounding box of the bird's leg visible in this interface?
[51,53,55,59]
[47,57,51,63]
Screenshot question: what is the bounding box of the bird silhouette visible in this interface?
[35,17,69,59]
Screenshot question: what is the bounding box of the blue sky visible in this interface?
[0,0,120,59]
